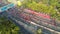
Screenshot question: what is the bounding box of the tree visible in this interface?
[0,15,21,34]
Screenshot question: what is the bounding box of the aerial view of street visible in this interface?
[0,0,60,34]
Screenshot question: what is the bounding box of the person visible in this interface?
[52,18,56,26]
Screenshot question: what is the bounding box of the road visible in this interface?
[4,7,60,34]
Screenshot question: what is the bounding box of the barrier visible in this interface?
[0,3,14,12]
